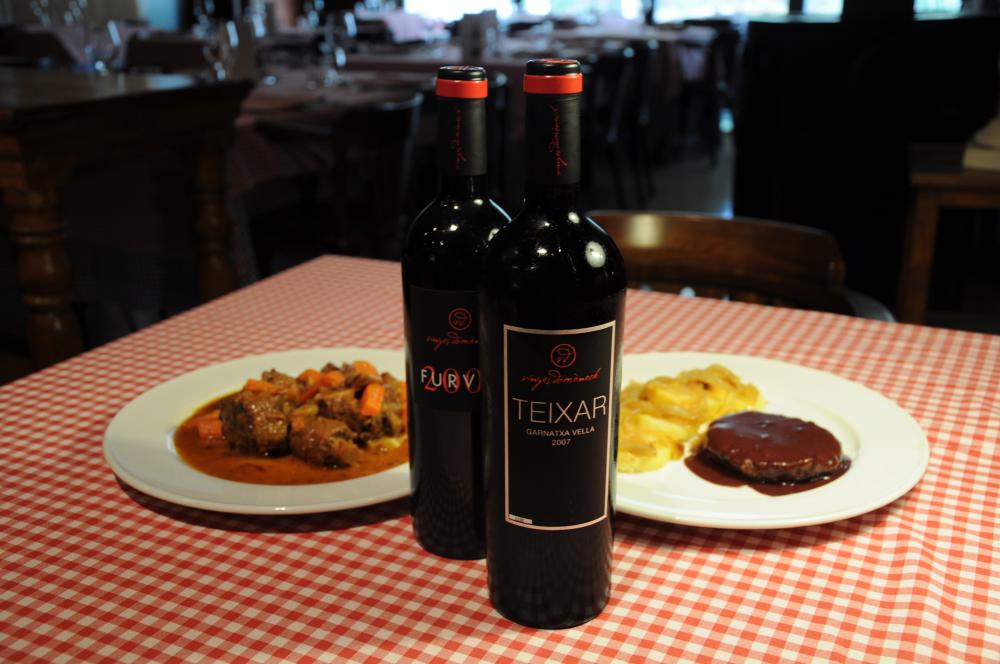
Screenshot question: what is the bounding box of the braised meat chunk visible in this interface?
[219,370,297,456]
[289,416,361,467]
[316,387,362,430]
[261,369,299,393]
[314,370,406,445]
[208,361,405,468]
[220,392,292,456]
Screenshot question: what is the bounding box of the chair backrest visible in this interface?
[683,19,740,91]
[589,210,855,314]
[329,91,423,258]
[627,38,659,128]
[584,46,635,143]
[257,90,423,259]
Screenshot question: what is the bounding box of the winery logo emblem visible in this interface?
[448,307,472,331]
[426,307,476,351]
[550,343,577,369]
[516,339,599,391]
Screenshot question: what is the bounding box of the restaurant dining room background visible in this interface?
[1,0,999,382]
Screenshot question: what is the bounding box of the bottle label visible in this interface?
[503,321,615,530]
[407,285,481,411]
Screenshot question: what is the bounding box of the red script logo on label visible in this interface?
[550,343,577,369]
[448,307,472,331]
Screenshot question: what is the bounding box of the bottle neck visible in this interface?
[440,174,488,199]
[437,96,487,194]
[523,182,580,213]
[524,92,582,190]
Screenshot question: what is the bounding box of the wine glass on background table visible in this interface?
[193,0,217,28]
[200,21,239,81]
[312,17,348,87]
[30,0,52,27]
[307,44,346,89]
[84,21,122,74]
[303,0,325,29]
[257,46,291,87]
[63,0,86,25]
[329,10,357,51]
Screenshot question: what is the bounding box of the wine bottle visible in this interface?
[479,59,627,628]
[403,66,511,560]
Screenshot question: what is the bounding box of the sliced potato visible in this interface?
[617,365,765,474]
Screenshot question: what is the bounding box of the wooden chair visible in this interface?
[581,47,636,208]
[589,211,895,320]
[626,38,660,206]
[683,18,741,114]
[256,90,423,260]
[678,29,723,167]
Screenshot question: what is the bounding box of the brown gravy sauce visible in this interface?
[685,411,851,496]
[174,395,408,486]
[685,452,851,495]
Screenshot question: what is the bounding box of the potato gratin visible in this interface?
[617,365,765,473]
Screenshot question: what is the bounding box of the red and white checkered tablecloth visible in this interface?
[2,256,997,663]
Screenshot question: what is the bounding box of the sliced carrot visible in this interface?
[297,368,323,385]
[296,369,320,400]
[194,408,222,422]
[297,383,321,404]
[196,416,223,442]
[359,382,384,417]
[184,409,220,429]
[321,370,346,388]
[244,378,279,393]
[352,360,379,378]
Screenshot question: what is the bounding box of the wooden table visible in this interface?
[0,68,251,368]
[2,255,997,662]
[897,144,1000,323]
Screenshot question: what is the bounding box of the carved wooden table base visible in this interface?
[0,70,250,368]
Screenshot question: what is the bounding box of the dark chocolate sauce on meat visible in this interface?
[685,411,851,495]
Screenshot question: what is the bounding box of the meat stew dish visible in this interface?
[174,360,407,485]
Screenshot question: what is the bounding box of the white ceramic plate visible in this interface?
[616,353,929,529]
[103,348,409,515]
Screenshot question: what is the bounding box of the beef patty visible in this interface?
[703,411,843,483]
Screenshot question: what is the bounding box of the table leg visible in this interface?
[3,186,83,368]
[192,139,238,301]
[897,190,940,324]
